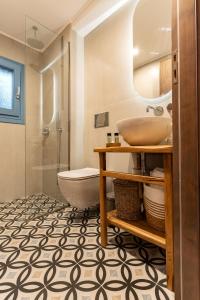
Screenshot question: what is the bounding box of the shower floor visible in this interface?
[0,193,68,222]
[0,194,174,300]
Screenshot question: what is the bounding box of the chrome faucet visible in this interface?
[167,103,172,117]
[146,105,164,116]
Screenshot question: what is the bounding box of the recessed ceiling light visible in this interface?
[160,27,171,32]
[133,47,140,56]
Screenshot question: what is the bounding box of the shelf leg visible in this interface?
[164,153,174,290]
[99,152,107,247]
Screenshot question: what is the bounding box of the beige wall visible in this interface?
[0,34,42,202]
[0,123,25,202]
[84,1,171,174]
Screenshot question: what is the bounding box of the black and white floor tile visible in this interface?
[0,193,68,222]
[0,195,175,300]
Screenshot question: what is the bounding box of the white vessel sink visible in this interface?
[117,117,172,146]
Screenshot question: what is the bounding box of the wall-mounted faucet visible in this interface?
[146,105,164,116]
[167,103,172,118]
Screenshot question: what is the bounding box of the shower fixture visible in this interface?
[42,127,50,136]
[146,105,164,116]
[27,26,44,50]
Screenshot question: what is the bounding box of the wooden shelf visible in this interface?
[107,210,166,249]
[94,145,173,154]
[102,170,165,186]
[95,147,174,290]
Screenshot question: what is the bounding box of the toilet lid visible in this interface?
[58,168,99,180]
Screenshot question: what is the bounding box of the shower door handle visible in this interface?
[16,86,21,100]
[42,127,50,136]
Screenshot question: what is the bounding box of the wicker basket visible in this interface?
[113,179,141,221]
[144,196,165,232]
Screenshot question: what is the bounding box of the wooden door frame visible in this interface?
[173,0,200,298]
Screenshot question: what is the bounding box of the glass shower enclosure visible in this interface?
[25,17,70,205]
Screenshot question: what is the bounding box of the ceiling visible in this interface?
[0,0,90,51]
[133,0,172,69]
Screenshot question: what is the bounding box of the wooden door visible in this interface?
[172,0,200,299]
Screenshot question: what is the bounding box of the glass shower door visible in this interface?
[25,17,70,214]
[41,42,70,201]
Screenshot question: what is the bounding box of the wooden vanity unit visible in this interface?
[94,145,173,290]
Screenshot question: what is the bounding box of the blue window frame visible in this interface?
[0,57,24,124]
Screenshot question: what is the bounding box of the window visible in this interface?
[0,57,24,124]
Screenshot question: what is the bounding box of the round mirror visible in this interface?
[133,0,172,100]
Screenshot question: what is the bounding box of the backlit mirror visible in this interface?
[133,0,172,100]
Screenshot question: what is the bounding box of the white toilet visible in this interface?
[57,168,100,209]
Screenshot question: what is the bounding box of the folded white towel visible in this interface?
[150,167,164,178]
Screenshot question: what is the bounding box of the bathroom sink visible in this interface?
[117,117,172,146]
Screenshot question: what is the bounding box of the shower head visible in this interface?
[27,38,44,50]
[27,26,44,50]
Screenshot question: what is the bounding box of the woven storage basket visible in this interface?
[113,179,141,221]
[143,195,165,232]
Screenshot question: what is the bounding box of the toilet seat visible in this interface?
[57,167,99,181]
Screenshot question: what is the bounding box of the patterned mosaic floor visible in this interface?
[0,193,68,222]
[0,195,174,300]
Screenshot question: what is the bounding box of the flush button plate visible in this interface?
[94,112,109,128]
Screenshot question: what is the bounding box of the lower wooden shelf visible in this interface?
[107,210,166,249]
